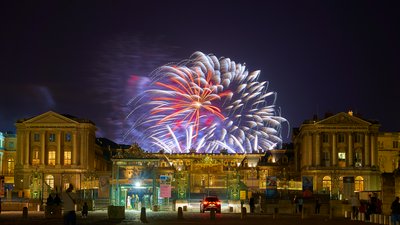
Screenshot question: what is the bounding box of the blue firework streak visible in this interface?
[126,51,288,153]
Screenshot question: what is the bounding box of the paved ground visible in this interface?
[0,210,368,225]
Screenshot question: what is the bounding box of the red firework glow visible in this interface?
[151,67,230,137]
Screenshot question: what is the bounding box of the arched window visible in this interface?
[45,175,55,189]
[322,176,331,193]
[355,176,364,191]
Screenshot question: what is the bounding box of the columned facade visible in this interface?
[293,111,381,200]
[14,111,108,200]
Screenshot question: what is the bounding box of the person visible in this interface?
[82,202,89,218]
[54,194,62,206]
[350,194,360,219]
[62,184,76,225]
[293,195,299,213]
[315,197,321,214]
[249,197,255,213]
[298,197,304,213]
[391,197,400,225]
[127,195,131,209]
[47,194,54,206]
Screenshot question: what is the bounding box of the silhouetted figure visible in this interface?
[315,197,321,214]
[249,197,255,213]
[82,202,89,218]
[54,194,61,206]
[47,194,54,206]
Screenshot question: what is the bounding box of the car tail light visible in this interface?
[216,201,221,205]
[203,201,208,204]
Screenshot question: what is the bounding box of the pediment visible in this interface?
[316,112,371,126]
[23,111,79,125]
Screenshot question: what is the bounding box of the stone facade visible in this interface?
[13,111,112,200]
[292,111,381,199]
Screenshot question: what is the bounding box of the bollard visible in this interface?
[384,215,388,225]
[241,207,247,219]
[329,207,333,219]
[378,214,383,224]
[22,207,28,219]
[140,207,148,223]
[210,208,216,220]
[301,206,305,219]
[360,212,365,221]
[177,207,183,220]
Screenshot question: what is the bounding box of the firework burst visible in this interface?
[126,51,287,153]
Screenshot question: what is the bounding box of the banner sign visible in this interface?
[302,176,313,197]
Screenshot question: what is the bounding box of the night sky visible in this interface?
[1,1,399,144]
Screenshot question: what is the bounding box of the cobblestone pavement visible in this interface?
[0,210,367,225]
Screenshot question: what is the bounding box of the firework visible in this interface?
[126,51,287,153]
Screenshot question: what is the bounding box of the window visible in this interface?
[34,133,40,142]
[338,133,345,143]
[322,176,331,193]
[32,150,40,165]
[322,133,329,143]
[354,133,362,143]
[323,151,330,166]
[8,142,14,149]
[65,133,72,142]
[49,133,56,142]
[7,158,14,174]
[355,151,362,167]
[64,151,71,165]
[393,141,399,149]
[48,151,56,165]
[355,176,364,191]
[338,152,346,167]
[338,152,346,160]
[45,175,54,189]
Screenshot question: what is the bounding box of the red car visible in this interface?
[200,196,221,213]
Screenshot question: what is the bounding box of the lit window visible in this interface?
[64,151,71,165]
[7,158,14,174]
[322,176,331,193]
[355,151,362,167]
[49,133,56,142]
[355,176,364,191]
[338,152,346,160]
[48,151,56,165]
[45,175,54,189]
[32,150,40,165]
[65,133,71,142]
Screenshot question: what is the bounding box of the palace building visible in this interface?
[292,111,381,200]
[12,111,114,204]
[2,110,400,212]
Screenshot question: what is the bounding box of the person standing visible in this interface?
[315,197,321,214]
[350,194,360,219]
[81,202,89,218]
[62,184,76,225]
[249,197,255,213]
[391,197,400,225]
[298,197,304,213]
